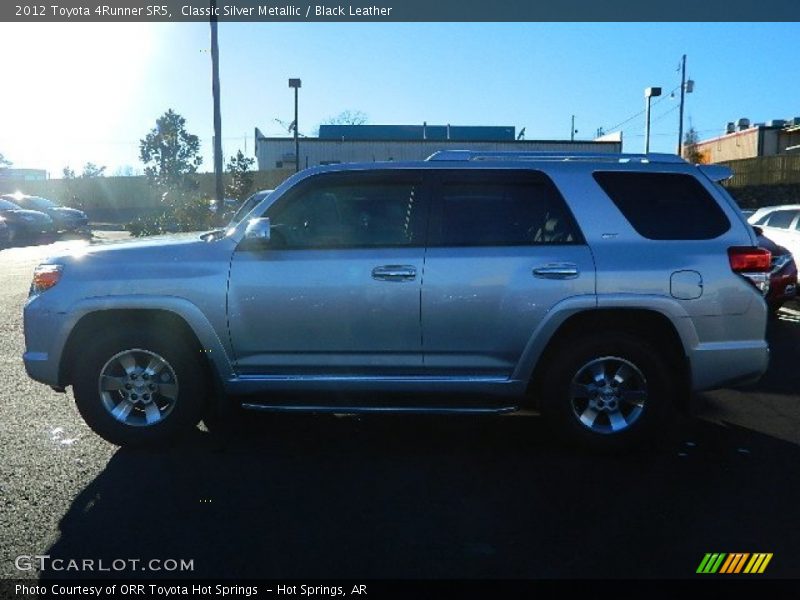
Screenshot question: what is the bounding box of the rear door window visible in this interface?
[429,170,584,247]
[593,172,730,240]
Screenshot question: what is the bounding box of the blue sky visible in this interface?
[1,21,798,175]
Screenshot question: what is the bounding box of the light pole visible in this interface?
[644,86,662,154]
[288,78,301,172]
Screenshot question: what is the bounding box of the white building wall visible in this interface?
[255,138,622,170]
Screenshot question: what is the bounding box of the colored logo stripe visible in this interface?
[744,553,773,574]
[719,553,749,573]
[697,552,773,574]
[697,553,726,573]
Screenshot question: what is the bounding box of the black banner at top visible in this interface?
[2,0,799,22]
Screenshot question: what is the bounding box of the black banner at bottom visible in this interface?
[2,578,797,600]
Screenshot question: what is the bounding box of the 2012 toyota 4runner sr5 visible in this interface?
[23,151,770,448]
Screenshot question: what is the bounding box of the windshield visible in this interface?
[19,196,59,210]
[0,198,23,210]
[228,190,272,227]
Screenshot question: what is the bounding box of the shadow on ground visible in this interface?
[42,411,800,580]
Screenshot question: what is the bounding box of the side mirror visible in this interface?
[241,217,271,249]
[752,225,763,236]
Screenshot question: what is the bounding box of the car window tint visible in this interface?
[593,172,730,240]
[28,197,57,210]
[754,213,771,225]
[435,180,582,247]
[269,181,420,248]
[764,210,798,229]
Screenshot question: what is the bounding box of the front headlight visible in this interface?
[30,264,63,296]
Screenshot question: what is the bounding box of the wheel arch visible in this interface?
[58,303,232,400]
[519,305,693,411]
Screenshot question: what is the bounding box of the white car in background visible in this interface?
[748,204,800,260]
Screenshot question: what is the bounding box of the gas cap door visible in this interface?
[670,270,703,300]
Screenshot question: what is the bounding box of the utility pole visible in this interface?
[289,78,302,173]
[210,0,224,204]
[571,115,576,142]
[677,54,687,157]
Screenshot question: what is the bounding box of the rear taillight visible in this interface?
[30,264,63,296]
[728,247,771,272]
[728,247,771,295]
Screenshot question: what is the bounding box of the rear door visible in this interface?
[421,169,596,377]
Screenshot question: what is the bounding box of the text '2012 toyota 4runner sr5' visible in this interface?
[23,151,770,449]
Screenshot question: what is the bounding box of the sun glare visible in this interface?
[0,23,160,173]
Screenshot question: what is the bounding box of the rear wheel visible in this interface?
[540,333,675,449]
[72,328,206,446]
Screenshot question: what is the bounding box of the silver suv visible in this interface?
[23,151,770,448]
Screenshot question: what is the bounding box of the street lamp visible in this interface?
[288,78,301,172]
[644,86,662,154]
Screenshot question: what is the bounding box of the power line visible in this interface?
[649,104,680,125]
[600,84,681,135]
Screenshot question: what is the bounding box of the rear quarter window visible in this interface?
[593,172,730,240]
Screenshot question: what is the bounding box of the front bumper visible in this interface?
[23,298,64,387]
[23,350,56,385]
[53,218,90,233]
[18,221,55,236]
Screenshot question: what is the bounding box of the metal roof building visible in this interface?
[255,124,622,170]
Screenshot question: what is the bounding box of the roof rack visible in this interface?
[426,150,687,164]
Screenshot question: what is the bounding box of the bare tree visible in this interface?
[683,127,705,164]
[314,110,369,135]
[324,110,368,126]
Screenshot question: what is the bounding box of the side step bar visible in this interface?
[241,404,519,415]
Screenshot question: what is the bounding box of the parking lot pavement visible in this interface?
[1,236,799,580]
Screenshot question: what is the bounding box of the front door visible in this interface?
[228,170,428,375]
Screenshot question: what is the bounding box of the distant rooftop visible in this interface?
[318,124,516,142]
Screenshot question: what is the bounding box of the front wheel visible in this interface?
[72,329,207,446]
[540,333,675,449]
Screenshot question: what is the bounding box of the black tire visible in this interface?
[539,333,675,450]
[72,327,207,446]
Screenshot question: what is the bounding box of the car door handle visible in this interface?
[371,265,417,281]
[533,263,580,280]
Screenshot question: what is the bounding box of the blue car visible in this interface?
[2,194,89,235]
[0,197,54,243]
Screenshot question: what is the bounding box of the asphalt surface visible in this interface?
[0,234,799,581]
